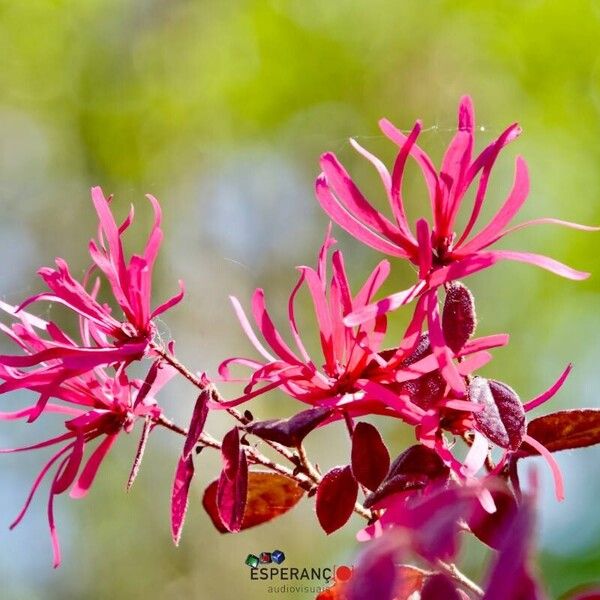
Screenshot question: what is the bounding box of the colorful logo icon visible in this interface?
[245,549,285,567]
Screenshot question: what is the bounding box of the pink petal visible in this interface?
[299,267,335,368]
[486,250,590,280]
[287,271,312,363]
[344,281,425,326]
[457,122,522,246]
[151,279,185,319]
[416,218,432,279]
[389,122,421,241]
[252,289,302,365]
[354,259,391,308]
[462,430,489,477]
[229,296,276,362]
[379,117,438,208]
[522,434,564,501]
[457,156,530,254]
[524,364,572,412]
[320,152,408,246]
[315,175,409,258]
[70,434,118,499]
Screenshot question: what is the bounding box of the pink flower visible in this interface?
[217,231,504,428]
[314,96,596,325]
[0,188,184,414]
[216,229,401,418]
[0,358,174,567]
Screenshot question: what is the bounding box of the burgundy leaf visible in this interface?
[467,482,518,549]
[365,445,449,508]
[216,427,248,532]
[171,455,194,546]
[442,281,477,353]
[245,406,333,447]
[421,574,461,600]
[351,422,390,491]
[520,409,600,455]
[183,388,210,460]
[470,377,526,450]
[316,465,358,534]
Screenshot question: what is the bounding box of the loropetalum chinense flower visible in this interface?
[0,318,175,567]
[0,187,184,413]
[314,96,597,325]
[0,188,183,566]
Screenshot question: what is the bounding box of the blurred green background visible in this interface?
[1,0,600,598]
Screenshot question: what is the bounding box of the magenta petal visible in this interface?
[486,250,590,280]
[458,157,530,254]
[522,434,564,501]
[229,295,276,362]
[151,279,185,319]
[315,175,409,258]
[171,454,195,546]
[251,288,302,365]
[344,282,424,326]
[70,434,118,499]
[320,152,407,245]
[416,218,432,279]
[523,364,572,412]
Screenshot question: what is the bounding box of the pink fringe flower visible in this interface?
[0,355,175,567]
[0,187,184,418]
[314,96,596,325]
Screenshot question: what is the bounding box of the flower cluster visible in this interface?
[1,97,600,599]
[0,187,182,566]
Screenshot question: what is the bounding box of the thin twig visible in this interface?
[435,560,484,598]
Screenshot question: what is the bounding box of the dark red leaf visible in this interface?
[245,406,333,447]
[171,455,194,545]
[421,574,461,600]
[351,422,390,491]
[216,427,248,532]
[469,377,526,450]
[364,445,449,508]
[467,482,518,549]
[520,409,600,456]
[203,471,304,533]
[183,388,210,460]
[316,465,358,534]
[442,281,477,353]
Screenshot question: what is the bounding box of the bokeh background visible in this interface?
[1,1,600,598]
